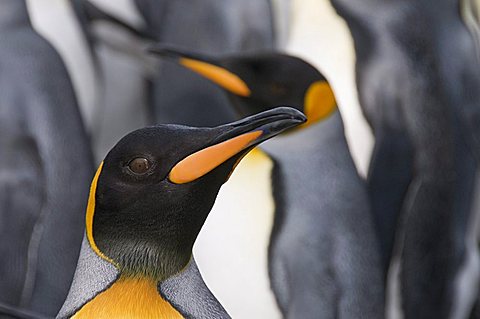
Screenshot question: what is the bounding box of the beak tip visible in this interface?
[296,113,308,123]
[276,106,307,123]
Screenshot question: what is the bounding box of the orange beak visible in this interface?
[168,107,306,184]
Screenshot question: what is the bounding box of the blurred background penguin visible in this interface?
[0,0,93,317]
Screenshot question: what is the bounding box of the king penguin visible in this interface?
[0,0,93,317]
[150,47,385,318]
[329,0,480,317]
[57,107,305,319]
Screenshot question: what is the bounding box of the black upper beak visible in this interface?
[214,106,307,146]
[148,44,217,64]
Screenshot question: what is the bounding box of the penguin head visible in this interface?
[86,107,305,280]
[149,46,337,128]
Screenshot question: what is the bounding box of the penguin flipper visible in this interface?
[158,257,230,319]
[0,300,50,319]
[400,178,463,318]
[367,127,414,274]
[56,236,119,319]
[0,133,44,307]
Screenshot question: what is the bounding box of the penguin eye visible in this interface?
[128,157,151,175]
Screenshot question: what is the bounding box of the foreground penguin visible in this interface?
[57,107,305,319]
[151,48,385,318]
[0,0,93,317]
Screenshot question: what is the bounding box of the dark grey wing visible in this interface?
[158,258,230,319]
[0,106,44,310]
[442,20,480,163]
[17,37,94,315]
[0,18,93,316]
[0,301,50,319]
[367,125,414,275]
[400,116,478,318]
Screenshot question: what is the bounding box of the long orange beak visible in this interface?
[168,107,306,184]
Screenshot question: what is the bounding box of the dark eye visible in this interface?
[128,157,151,174]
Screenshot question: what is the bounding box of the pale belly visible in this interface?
[194,149,282,318]
[72,276,183,319]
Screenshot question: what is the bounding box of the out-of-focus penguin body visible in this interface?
[0,0,93,316]
[66,0,152,161]
[151,49,385,318]
[134,0,276,127]
[330,0,480,317]
[264,113,383,318]
[58,108,305,319]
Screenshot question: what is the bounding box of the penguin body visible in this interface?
[58,107,305,319]
[0,0,93,316]
[150,49,385,317]
[330,0,480,317]
[264,112,383,318]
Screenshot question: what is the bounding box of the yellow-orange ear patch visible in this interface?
[303,81,336,126]
[169,131,262,184]
[180,58,251,97]
[85,162,117,265]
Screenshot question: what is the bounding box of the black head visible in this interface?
[149,46,337,127]
[86,107,305,280]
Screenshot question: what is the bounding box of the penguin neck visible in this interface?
[97,235,194,283]
[93,194,214,283]
[0,0,31,29]
[261,109,344,157]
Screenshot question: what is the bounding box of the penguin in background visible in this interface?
[57,107,305,319]
[26,0,99,138]
[133,0,276,127]
[329,0,480,318]
[0,0,94,317]
[26,0,154,162]
[67,0,155,161]
[150,47,385,318]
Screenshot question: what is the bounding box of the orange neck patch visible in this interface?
[72,276,183,319]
